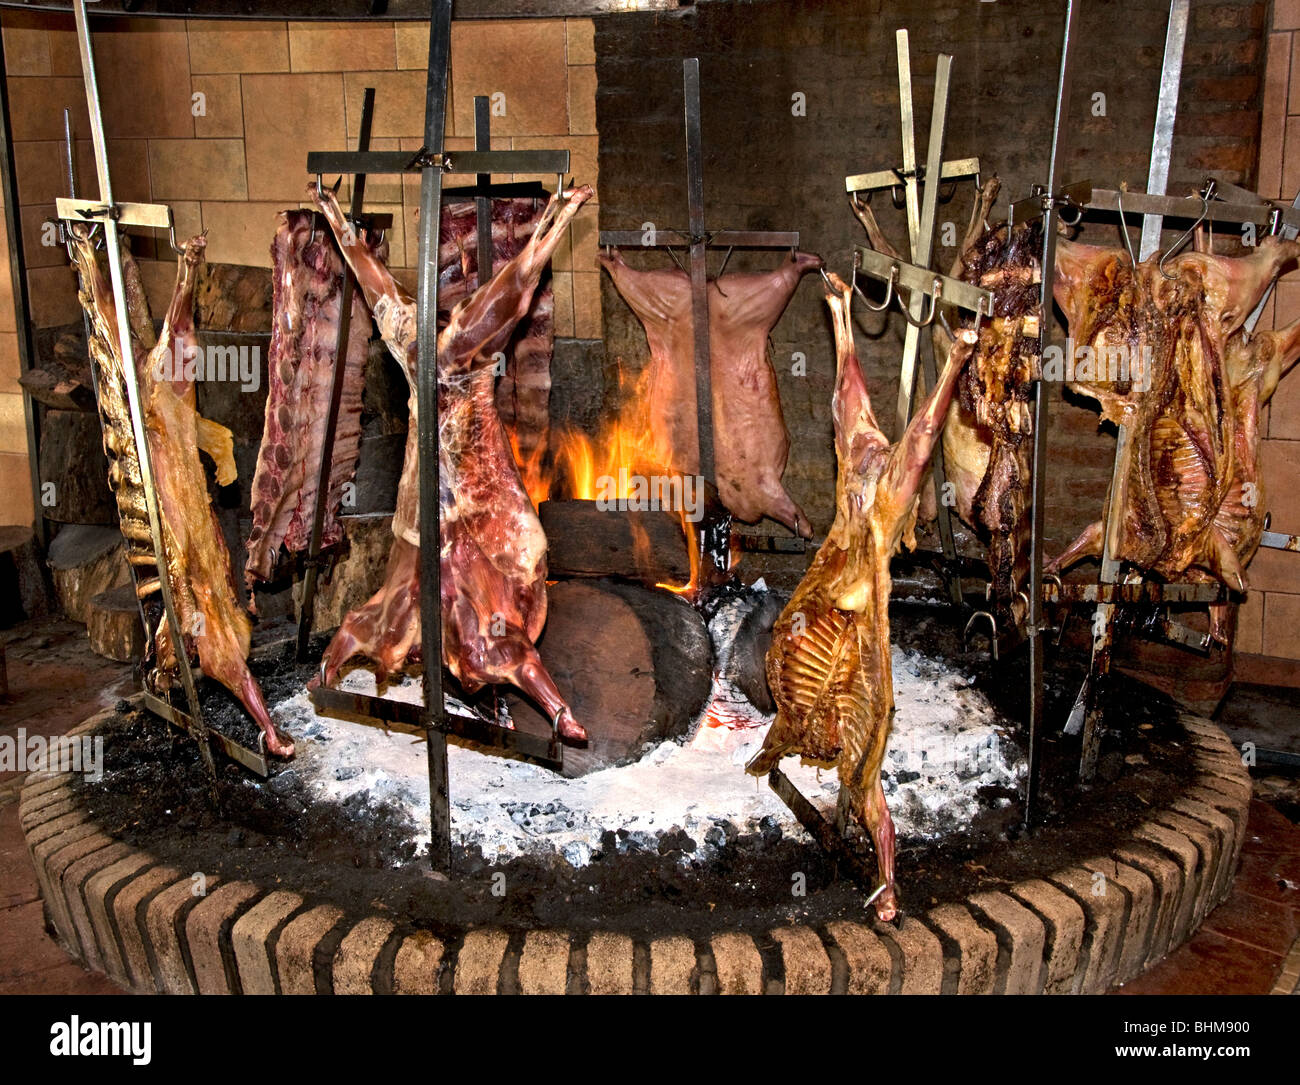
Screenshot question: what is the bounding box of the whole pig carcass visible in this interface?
[244,210,383,598]
[69,226,293,756]
[1045,233,1300,641]
[437,198,555,461]
[598,250,820,536]
[746,273,973,920]
[312,184,593,744]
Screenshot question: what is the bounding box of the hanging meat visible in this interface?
[945,214,1043,618]
[853,178,1040,618]
[436,197,555,461]
[311,183,593,745]
[747,273,974,920]
[1219,318,1300,571]
[1045,233,1300,637]
[244,209,382,597]
[598,249,820,536]
[69,227,293,757]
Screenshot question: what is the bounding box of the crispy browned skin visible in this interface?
[70,229,291,757]
[311,184,592,744]
[747,273,973,921]
[1046,235,1300,639]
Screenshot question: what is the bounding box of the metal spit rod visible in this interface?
[1025,0,1080,825]
[70,0,216,780]
[1075,0,1190,782]
[297,87,377,662]
[417,0,454,873]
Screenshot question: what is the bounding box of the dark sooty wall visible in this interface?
[589,0,1266,575]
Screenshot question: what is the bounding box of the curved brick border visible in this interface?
[22,705,1252,995]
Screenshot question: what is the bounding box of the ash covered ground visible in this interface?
[276,589,1025,867]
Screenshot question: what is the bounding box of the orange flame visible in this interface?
[505,367,711,597]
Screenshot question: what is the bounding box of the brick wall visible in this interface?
[0,12,600,529]
[594,0,1268,581]
[1237,0,1300,663]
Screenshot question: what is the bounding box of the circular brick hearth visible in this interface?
[21,706,1251,994]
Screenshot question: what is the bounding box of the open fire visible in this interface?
[508,366,711,596]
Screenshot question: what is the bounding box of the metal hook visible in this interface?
[1114,187,1139,268]
[890,184,905,209]
[1058,197,1083,228]
[854,263,898,313]
[897,276,942,328]
[963,610,999,661]
[1159,179,1216,280]
[818,266,836,291]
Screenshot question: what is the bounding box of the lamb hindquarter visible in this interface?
[310,184,593,746]
[244,210,382,596]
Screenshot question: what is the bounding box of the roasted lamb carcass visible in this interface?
[853,178,1041,620]
[244,209,382,598]
[1045,233,1300,638]
[598,249,820,536]
[311,183,593,745]
[747,273,974,920]
[69,228,293,757]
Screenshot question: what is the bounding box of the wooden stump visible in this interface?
[87,582,147,662]
[539,500,692,587]
[0,526,54,625]
[47,524,129,624]
[506,579,713,777]
[297,514,396,633]
[38,410,117,525]
[725,592,784,716]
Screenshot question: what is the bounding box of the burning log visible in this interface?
[504,579,713,777]
[538,499,692,587]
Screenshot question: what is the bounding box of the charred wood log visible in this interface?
[538,499,692,586]
[505,579,712,777]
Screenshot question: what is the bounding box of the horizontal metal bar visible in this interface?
[56,196,172,229]
[854,245,992,315]
[767,766,878,889]
[307,149,569,177]
[0,0,677,18]
[598,229,801,249]
[140,691,270,777]
[1043,581,1227,604]
[309,685,564,771]
[1008,180,1095,225]
[844,156,981,194]
[1085,187,1300,230]
[1260,530,1300,552]
[443,180,552,199]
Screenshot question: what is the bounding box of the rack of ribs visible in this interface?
[1045,233,1300,638]
[244,209,383,597]
[311,183,593,745]
[69,226,292,757]
[747,272,974,920]
[598,248,820,536]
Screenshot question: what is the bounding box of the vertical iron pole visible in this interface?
[1026,0,1078,825]
[682,58,715,488]
[474,95,493,290]
[1079,0,1189,782]
[298,87,376,661]
[418,0,454,873]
